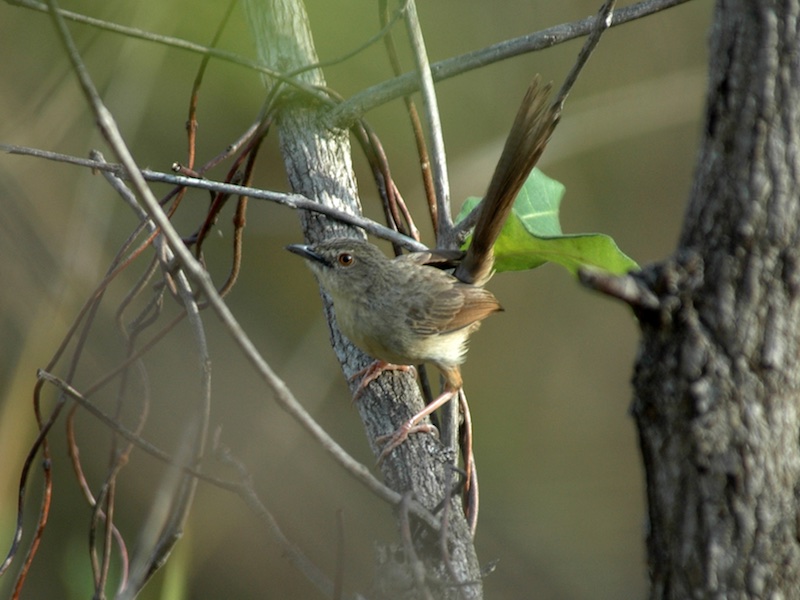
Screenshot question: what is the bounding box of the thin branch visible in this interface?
[578,267,659,311]
[0,143,426,252]
[328,0,695,127]
[351,120,421,245]
[289,2,407,77]
[36,367,377,600]
[137,236,211,595]
[94,149,211,595]
[8,0,694,128]
[403,0,453,243]
[37,371,228,489]
[6,0,328,101]
[552,0,616,112]
[213,440,338,599]
[0,379,62,583]
[184,0,240,172]
[380,0,437,239]
[453,0,616,239]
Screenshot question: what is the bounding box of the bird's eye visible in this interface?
[337,252,354,267]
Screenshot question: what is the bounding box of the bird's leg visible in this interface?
[349,360,415,401]
[376,386,459,464]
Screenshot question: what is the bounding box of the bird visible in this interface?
[287,76,558,464]
[287,238,503,460]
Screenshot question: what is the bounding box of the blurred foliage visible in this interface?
[0,0,712,598]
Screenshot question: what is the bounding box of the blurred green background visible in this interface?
[0,0,711,598]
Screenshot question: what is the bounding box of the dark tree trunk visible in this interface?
[632,0,800,596]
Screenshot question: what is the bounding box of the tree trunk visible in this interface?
[242,1,482,598]
[632,0,800,596]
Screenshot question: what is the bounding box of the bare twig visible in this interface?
[453,0,615,239]
[7,0,692,127]
[0,378,61,584]
[553,0,616,112]
[351,120,421,247]
[213,439,338,598]
[184,0,239,172]
[37,371,228,488]
[402,0,453,244]
[578,267,659,311]
[6,0,329,101]
[94,144,211,599]
[328,0,695,127]
[36,369,353,599]
[380,0,437,239]
[0,144,427,252]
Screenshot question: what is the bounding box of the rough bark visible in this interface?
[631,0,800,597]
[242,1,482,598]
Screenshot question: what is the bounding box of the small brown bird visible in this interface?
[288,77,559,465]
[287,238,503,458]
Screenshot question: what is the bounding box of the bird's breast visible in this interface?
[332,293,471,368]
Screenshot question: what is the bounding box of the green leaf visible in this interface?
[456,168,638,276]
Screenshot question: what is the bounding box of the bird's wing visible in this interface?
[402,272,502,336]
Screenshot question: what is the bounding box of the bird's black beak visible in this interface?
[286,244,330,267]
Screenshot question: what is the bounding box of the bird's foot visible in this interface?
[375,420,438,464]
[349,360,415,401]
[374,387,457,463]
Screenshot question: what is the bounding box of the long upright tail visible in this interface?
[455,76,560,285]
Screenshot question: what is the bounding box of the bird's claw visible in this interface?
[375,421,438,464]
[350,361,415,401]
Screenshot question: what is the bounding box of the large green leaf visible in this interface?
[456,168,638,276]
